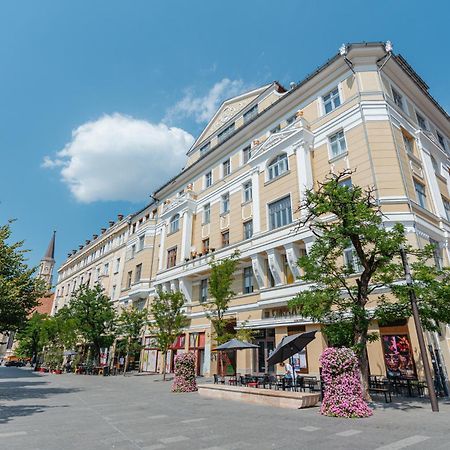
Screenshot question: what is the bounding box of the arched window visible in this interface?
[267,153,288,180]
[170,214,180,233]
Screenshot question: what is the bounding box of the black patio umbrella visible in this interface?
[267,331,317,381]
[213,339,259,377]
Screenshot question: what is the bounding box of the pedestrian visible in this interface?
[284,361,294,379]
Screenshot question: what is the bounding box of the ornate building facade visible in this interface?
[53,42,450,386]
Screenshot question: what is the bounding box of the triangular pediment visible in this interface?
[191,83,274,150]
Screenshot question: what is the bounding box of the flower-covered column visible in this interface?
[320,347,372,418]
[172,352,198,393]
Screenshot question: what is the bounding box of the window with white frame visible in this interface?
[243,105,258,123]
[223,159,231,177]
[268,196,292,230]
[416,112,427,130]
[221,192,230,213]
[103,263,109,276]
[442,197,450,221]
[170,214,180,233]
[429,239,442,269]
[205,171,212,188]
[431,156,439,174]
[338,178,352,188]
[138,235,145,251]
[167,247,177,268]
[436,131,446,150]
[203,203,211,224]
[414,180,427,208]
[403,133,414,154]
[267,153,288,180]
[322,86,341,114]
[221,230,229,247]
[329,130,347,158]
[243,220,253,239]
[243,181,252,203]
[243,145,252,163]
[115,258,120,273]
[131,244,136,258]
[344,246,363,273]
[200,279,208,302]
[392,87,404,111]
[218,123,235,143]
[243,267,254,294]
[135,263,142,282]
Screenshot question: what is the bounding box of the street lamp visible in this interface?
[399,245,439,412]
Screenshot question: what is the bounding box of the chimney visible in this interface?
[93,234,98,239]
[109,221,115,227]
[117,214,124,221]
[79,245,83,250]
[101,228,107,234]
[67,253,72,258]
[85,239,90,245]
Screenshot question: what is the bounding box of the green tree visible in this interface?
[288,170,450,399]
[116,306,149,375]
[14,313,48,367]
[150,290,187,381]
[0,222,46,334]
[205,251,240,345]
[69,284,116,364]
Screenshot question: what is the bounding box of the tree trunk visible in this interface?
[123,337,131,376]
[354,329,371,402]
[162,351,167,381]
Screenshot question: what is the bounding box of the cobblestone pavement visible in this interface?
[1,366,449,450]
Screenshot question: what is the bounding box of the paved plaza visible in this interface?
[1,367,450,450]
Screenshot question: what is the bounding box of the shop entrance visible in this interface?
[253,329,275,373]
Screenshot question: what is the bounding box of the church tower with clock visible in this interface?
[38,230,56,291]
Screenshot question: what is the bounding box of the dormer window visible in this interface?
[416,112,427,130]
[323,86,341,114]
[170,214,180,233]
[218,123,235,144]
[392,88,404,111]
[268,154,288,180]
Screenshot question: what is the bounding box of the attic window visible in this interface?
[243,105,258,124]
[200,142,210,156]
[218,123,235,144]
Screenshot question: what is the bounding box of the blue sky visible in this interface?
[0,0,449,270]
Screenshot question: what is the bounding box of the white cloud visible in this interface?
[43,113,194,203]
[166,78,246,123]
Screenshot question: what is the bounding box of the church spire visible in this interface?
[39,231,56,290]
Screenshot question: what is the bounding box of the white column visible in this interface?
[294,134,314,216]
[284,243,302,279]
[179,277,193,303]
[251,168,261,234]
[251,254,266,289]
[158,222,167,271]
[170,279,179,292]
[180,210,193,260]
[266,248,284,286]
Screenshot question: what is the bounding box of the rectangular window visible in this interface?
[344,247,363,273]
[243,267,254,294]
[170,214,180,233]
[270,124,281,134]
[218,123,235,143]
[205,171,212,188]
[223,159,231,177]
[202,238,209,254]
[392,88,404,111]
[268,196,292,230]
[443,197,450,221]
[115,258,120,273]
[338,178,352,188]
[243,181,252,203]
[243,220,253,240]
[323,87,341,114]
[221,230,229,247]
[286,114,297,125]
[221,192,230,213]
[139,235,145,251]
[167,247,177,268]
[329,130,347,158]
[200,279,208,303]
[416,112,427,130]
[437,131,446,150]
[414,180,427,208]
[403,134,414,154]
[127,271,132,288]
[429,239,442,269]
[243,105,258,123]
[135,263,142,282]
[112,285,116,299]
[243,145,252,163]
[103,263,109,276]
[203,203,211,224]
[200,142,210,156]
[131,245,136,258]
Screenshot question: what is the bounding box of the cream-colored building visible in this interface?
[53,42,450,388]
